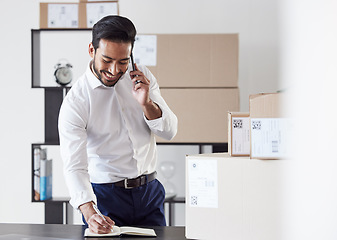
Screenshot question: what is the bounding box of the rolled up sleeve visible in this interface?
[142,67,178,140]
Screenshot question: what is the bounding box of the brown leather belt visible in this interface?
[114,172,157,189]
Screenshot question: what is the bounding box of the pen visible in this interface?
[92,204,113,231]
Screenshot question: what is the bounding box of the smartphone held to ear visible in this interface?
[131,53,142,84]
[130,53,136,72]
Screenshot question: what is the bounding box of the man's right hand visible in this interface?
[79,202,115,234]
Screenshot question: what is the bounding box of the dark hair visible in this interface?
[92,15,137,51]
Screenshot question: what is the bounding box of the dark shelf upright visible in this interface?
[44,88,63,143]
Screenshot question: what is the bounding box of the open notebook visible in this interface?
[84,226,156,237]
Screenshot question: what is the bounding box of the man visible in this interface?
[58,15,178,234]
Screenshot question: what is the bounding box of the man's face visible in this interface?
[89,39,132,87]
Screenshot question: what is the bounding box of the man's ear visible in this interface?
[88,42,95,58]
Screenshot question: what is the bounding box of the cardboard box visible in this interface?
[79,1,119,28]
[186,153,285,240]
[249,92,282,118]
[156,88,239,143]
[40,2,118,29]
[250,118,290,159]
[40,3,84,28]
[146,34,238,88]
[228,112,250,156]
[249,93,289,159]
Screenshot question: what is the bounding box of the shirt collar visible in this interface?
[86,61,104,89]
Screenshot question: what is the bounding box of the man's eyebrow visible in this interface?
[102,54,113,60]
[102,54,130,61]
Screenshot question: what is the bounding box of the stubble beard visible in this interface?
[91,58,124,87]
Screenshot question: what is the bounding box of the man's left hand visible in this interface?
[130,63,151,106]
[130,64,162,120]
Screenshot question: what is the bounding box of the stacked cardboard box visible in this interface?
[40,1,119,29]
[147,34,238,88]
[249,92,290,159]
[154,34,240,143]
[185,153,286,240]
[184,93,289,238]
[159,88,239,143]
[228,92,290,159]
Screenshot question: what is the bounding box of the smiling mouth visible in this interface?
[102,71,118,81]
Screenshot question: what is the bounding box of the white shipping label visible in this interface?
[48,4,78,28]
[232,117,250,154]
[251,118,290,158]
[133,35,157,66]
[86,3,118,28]
[188,159,218,208]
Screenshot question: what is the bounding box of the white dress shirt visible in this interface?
[58,62,178,209]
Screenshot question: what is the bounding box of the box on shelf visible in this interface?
[146,34,238,88]
[156,88,239,143]
[40,3,83,28]
[33,147,42,201]
[33,147,49,201]
[228,112,250,156]
[40,2,118,29]
[249,92,290,159]
[40,158,53,201]
[79,1,119,28]
[185,153,285,240]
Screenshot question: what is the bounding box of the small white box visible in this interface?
[228,112,250,156]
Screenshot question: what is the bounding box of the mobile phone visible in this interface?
[131,53,141,84]
[130,53,136,72]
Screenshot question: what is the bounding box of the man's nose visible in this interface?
[108,63,120,75]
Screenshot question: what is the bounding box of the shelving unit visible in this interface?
[31,29,75,224]
[31,28,228,224]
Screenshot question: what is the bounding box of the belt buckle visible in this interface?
[124,179,133,189]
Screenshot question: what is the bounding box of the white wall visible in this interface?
[0,0,280,224]
[280,1,337,239]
